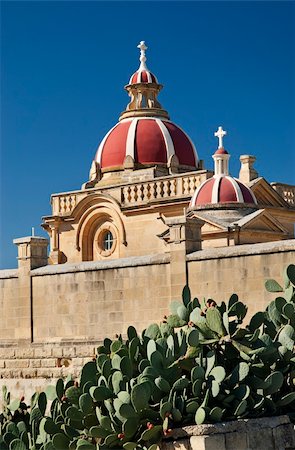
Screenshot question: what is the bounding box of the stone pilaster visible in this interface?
[165,216,204,298]
[13,236,48,270]
[13,236,48,342]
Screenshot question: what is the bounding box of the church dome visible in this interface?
[190,175,257,206]
[94,41,198,172]
[95,117,198,170]
[190,127,257,208]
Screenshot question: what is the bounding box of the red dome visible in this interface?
[129,69,158,84]
[95,118,198,170]
[214,147,228,155]
[190,175,257,207]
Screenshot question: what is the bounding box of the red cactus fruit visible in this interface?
[164,429,172,436]
[117,433,125,440]
[207,299,216,307]
[147,422,154,429]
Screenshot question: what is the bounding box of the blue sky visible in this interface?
[1,1,294,269]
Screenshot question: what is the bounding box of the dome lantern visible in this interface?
[120,41,169,121]
[213,126,230,176]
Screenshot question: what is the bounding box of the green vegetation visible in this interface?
[1,264,295,450]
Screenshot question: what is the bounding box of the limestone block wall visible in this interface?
[0,342,96,401]
[0,239,294,399]
[0,254,171,398]
[161,416,295,450]
[187,240,295,318]
[31,254,171,342]
[0,269,31,342]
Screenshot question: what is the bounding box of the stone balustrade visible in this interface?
[121,173,205,205]
[52,194,77,215]
[271,182,295,206]
[49,177,295,214]
[50,172,209,215]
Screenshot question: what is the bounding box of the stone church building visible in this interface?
[0,42,294,395]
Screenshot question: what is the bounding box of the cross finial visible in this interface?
[214,126,227,149]
[137,40,148,69]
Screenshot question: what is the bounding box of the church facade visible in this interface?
[42,41,294,265]
[0,42,294,396]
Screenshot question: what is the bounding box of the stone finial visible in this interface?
[214,126,227,149]
[137,41,148,70]
[239,154,258,182]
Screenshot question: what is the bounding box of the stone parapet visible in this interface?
[0,269,18,279]
[31,253,170,276]
[187,238,295,261]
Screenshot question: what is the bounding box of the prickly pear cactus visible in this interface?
[1,264,294,450]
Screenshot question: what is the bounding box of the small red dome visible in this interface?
[129,69,158,84]
[190,175,257,207]
[214,147,228,155]
[95,118,198,170]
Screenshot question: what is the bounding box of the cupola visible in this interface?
[190,127,257,207]
[93,41,199,175]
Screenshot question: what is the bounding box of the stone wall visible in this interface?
[161,416,295,450]
[187,240,295,318]
[0,240,294,398]
[0,269,30,342]
[0,342,96,401]
[31,254,170,341]
[0,254,171,399]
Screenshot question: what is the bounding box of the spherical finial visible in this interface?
[137,40,148,69]
[214,126,227,149]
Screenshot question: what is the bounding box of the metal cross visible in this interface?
[214,126,227,148]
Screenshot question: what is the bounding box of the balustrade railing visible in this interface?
[271,183,295,206]
[52,194,77,215]
[121,173,204,205]
[51,173,208,214]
